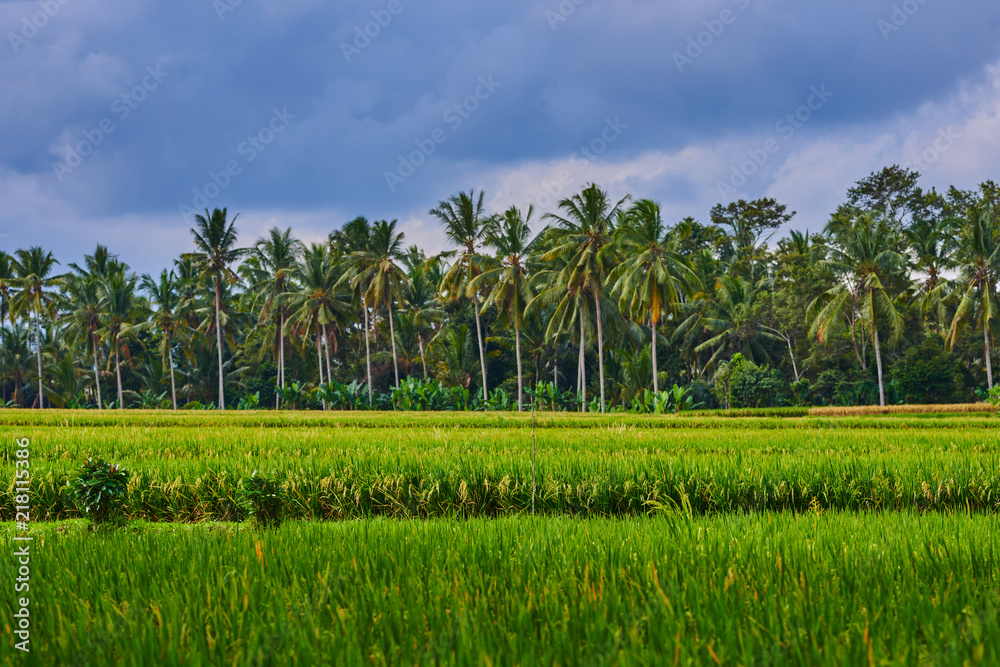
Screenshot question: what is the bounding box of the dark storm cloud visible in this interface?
[2,0,1000,270]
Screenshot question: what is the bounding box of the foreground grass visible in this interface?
[3,413,998,519]
[2,512,997,666]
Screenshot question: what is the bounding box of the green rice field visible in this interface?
[3,410,999,665]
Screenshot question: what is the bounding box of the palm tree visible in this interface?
[11,247,61,409]
[242,227,303,405]
[186,208,247,410]
[352,220,408,389]
[611,199,689,395]
[401,262,443,380]
[334,217,375,405]
[905,217,956,332]
[542,183,630,412]
[809,212,906,406]
[471,205,536,410]
[0,251,14,328]
[284,243,347,392]
[61,273,106,408]
[98,273,138,409]
[429,190,491,401]
[0,325,33,406]
[140,270,186,409]
[946,205,1000,389]
[432,323,476,389]
[677,275,782,372]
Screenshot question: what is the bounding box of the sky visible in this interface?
[2,0,1000,274]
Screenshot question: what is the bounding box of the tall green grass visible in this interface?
[3,421,998,520]
[4,513,997,666]
[1,408,997,429]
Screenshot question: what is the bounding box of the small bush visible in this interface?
[890,337,963,404]
[686,380,718,411]
[240,472,284,528]
[69,458,131,525]
[717,354,790,409]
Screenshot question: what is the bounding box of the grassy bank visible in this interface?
[3,512,997,666]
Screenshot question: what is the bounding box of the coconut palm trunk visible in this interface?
[34,312,44,409]
[115,345,123,409]
[324,323,333,387]
[316,328,325,409]
[168,345,177,410]
[515,321,523,412]
[579,317,587,412]
[472,290,488,400]
[595,294,606,413]
[651,313,659,395]
[363,297,373,406]
[418,335,428,380]
[277,311,285,409]
[986,319,994,390]
[92,334,103,410]
[873,328,885,407]
[387,298,400,389]
[215,276,225,410]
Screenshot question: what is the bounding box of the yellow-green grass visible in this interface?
[3,512,997,666]
[1,408,998,429]
[2,412,998,520]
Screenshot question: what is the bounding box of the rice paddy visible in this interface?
[2,410,998,665]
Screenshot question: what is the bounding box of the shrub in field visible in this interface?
[69,458,131,525]
[240,472,284,528]
[391,378,456,411]
[528,382,578,412]
[890,337,963,404]
[685,380,718,410]
[276,382,310,410]
[483,388,513,411]
[237,392,261,410]
[790,378,813,406]
[316,379,369,410]
[975,386,1000,407]
[716,354,790,409]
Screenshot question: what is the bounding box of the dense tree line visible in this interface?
[2,166,998,412]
